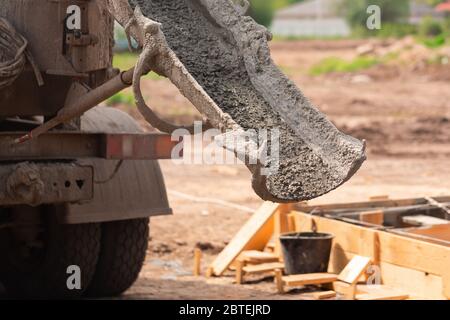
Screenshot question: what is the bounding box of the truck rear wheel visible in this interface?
[0,206,101,299]
[86,218,149,297]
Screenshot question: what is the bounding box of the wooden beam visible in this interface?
[295,197,426,213]
[209,202,280,276]
[243,262,285,274]
[402,215,449,227]
[238,250,279,264]
[408,224,450,242]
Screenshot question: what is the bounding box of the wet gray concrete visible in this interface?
[130,0,366,201]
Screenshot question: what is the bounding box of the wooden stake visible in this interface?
[194,248,202,276]
[275,269,284,294]
[235,260,244,285]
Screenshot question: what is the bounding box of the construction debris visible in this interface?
[356,36,450,72]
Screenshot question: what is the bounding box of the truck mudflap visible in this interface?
[61,106,172,224]
[61,157,172,224]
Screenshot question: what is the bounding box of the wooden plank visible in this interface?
[282,273,338,286]
[391,229,450,247]
[337,255,372,285]
[355,285,409,300]
[402,215,449,227]
[356,293,409,300]
[239,250,279,264]
[298,196,450,214]
[243,262,285,274]
[313,290,336,300]
[292,211,450,277]
[408,224,450,242]
[360,211,384,226]
[209,202,279,276]
[295,197,426,213]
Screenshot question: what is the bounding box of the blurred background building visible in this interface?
[269,0,445,38]
[271,0,350,37]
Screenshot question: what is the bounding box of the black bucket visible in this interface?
[280,232,334,275]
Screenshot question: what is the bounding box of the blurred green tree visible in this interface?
[418,0,447,5]
[248,0,305,27]
[248,0,275,27]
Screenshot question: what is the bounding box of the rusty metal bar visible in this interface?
[0,132,181,161]
[15,68,135,144]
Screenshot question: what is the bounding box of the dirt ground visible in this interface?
[119,39,450,300]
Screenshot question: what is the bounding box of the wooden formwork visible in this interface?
[208,196,449,299]
[290,197,450,300]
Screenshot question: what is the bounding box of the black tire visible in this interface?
[86,218,149,297]
[0,206,101,299]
